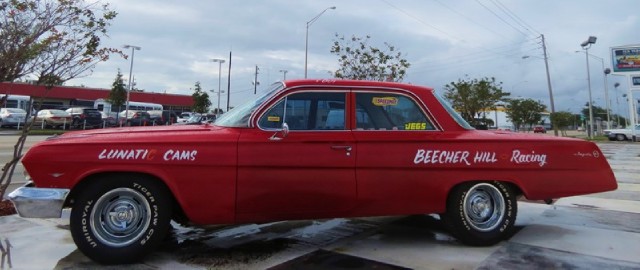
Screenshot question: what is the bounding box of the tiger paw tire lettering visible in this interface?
[69,175,172,264]
[441,181,517,246]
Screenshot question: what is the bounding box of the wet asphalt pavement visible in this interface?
[1,139,639,269]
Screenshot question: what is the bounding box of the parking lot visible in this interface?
[0,135,639,269]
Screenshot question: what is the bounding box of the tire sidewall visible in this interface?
[443,181,517,246]
[70,176,172,264]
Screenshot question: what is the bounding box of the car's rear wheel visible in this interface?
[615,134,627,141]
[441,181,517,246]
[70,175,173,264]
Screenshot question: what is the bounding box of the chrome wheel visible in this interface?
[462,183,505,232]
[90,188,151,247]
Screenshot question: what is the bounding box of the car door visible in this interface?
[236,90,356,222]
[351,91,444,216]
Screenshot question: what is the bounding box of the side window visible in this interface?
[258,92,346,131]
[355,93,434,131]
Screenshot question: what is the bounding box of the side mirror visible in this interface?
[269,122,289,141]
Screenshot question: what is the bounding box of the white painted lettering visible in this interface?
[413,149,471,166]
[510,150,547,167]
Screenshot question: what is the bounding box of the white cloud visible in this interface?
[66,0,640,114]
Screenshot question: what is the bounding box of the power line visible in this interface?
[491,0,541,36]
[473,0,529,37]
[431,0,508,40]
[380,0,465,43]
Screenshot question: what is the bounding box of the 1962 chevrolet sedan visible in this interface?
[9,79,617,264]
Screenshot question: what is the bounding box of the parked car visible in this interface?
[175,113,215,125]
[118,110,152,126]
[9,79,617,265]
[100,111,118,127]
[0,108,27,127]
[147,110,179,125]
[604,124,640,141]
[32,109,72,129]
[176,112,195,123]
[533,125,546,133]
[65,107,102,128]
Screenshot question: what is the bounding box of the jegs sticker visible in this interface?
[405,122,427,130]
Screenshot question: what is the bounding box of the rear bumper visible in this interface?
[8,185,69,218]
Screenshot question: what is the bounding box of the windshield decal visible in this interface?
[267,116,281,122]
[372,97,398,106]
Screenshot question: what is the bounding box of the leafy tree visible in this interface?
[580,103,608,123]
[211,108,224,115]
[443,76,510,127]
[0,0,120,86]
[108,69,127,113]
[0,0,119,199]
[550,111,576,136]
[505,98,546,132]
[330,34,410,82]
[191,82,211,113]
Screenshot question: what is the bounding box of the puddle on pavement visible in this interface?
[156,218,383,268]
[168,238,297,268]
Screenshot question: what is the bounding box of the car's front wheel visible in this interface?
[70,175,173,264]
[615,134,627,141]
[441,181,517,246]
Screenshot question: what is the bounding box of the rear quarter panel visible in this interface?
[352,130,616,216]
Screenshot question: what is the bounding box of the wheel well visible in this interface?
[446,180,524,201]
[65,172,188,224]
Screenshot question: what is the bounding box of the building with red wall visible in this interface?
[0,82,193,112]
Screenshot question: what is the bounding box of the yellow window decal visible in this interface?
[372,97,398,106]
[267,116,281,122]
[405,122,427,130]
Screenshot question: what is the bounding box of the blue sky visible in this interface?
[67,0,640,115]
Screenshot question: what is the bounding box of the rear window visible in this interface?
[84,109,101,116]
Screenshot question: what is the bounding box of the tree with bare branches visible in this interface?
[0,0,121,199]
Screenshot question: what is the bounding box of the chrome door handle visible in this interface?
[331,145,352,156]
[331,145,352,151]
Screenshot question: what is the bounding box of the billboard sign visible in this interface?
[611,46,640,73]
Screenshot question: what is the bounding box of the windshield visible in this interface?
[433,92,474,130]
[215,82,284,127]
[187,114,202,122]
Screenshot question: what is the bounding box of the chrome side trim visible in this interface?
[8,186,70,218]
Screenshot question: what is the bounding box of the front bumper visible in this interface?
[8,185,69,218]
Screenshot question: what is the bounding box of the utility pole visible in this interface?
[541,34,558,136]
[254,65,260,94]
[226,51,232,112]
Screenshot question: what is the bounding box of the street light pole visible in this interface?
[581,36,597,139]
[614,82,621,127]
[304,6,336,79]
[211,58,225,115]
[603,68,611,129]
[279,69,288,80]
[577,52,613,130]
[123,44,141,123]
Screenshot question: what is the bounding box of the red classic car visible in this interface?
[9,79,617,264]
